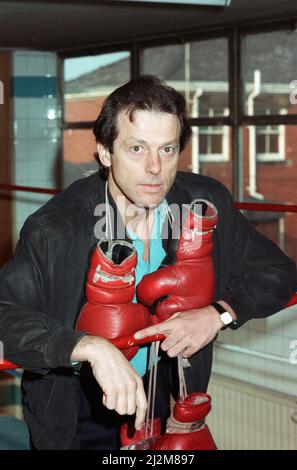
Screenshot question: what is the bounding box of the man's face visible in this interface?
[99,109,180,209]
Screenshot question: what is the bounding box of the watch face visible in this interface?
[221,311,233,325]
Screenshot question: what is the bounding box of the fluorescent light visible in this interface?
[114,1,232,6]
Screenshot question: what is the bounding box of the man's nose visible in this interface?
[145,151,161,175]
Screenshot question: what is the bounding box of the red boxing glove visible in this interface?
[0,360,18,371]
[120,418,161,449]
[76,238,151,359]
[137,199,218,322]
[150,393,217,450]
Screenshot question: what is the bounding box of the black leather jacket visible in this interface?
[0,171,296,449]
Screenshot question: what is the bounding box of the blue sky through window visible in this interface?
[64,51,129,81]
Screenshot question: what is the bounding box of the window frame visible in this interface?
[255,108,287,162]
[198,107,230,162]
[256,124,286,163]
[59,18,297,199]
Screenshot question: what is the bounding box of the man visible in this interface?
[0,75,296,450]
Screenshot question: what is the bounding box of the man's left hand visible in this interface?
[134,306,223,359]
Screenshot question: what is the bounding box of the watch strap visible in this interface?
[210,301,231,330]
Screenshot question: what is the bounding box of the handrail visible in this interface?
[1,183,297,371]
[1,183,297,214]
[0,333,166,371]
[1,294,297,371]
[234,202,297,213]
[0,183,59,195]
[215,341,290,364]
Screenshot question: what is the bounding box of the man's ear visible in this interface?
[97,143,111,167]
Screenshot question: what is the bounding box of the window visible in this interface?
[244,31,297,116]
[141,37,229,117]
[254,108,286,162]
[64,51,130,122]
[256,125,285,162]
[63,51,131,186]
[198,108,229,162]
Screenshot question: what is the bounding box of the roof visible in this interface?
[65,33,297,93]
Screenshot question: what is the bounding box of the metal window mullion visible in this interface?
[62,122,94,130]
[57,54,65,189]
[59,42,134,59]
[189,117,231,126]
[243,114,297,126]
[131,42,140,79]
[229,27,243,201]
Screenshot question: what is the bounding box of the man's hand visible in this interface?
[71,335,147,430]
[134,306,224,359]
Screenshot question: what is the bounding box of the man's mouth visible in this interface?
[139,184,162,193]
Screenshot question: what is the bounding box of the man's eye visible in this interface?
[162,146,176,155]
[130,145,143,153]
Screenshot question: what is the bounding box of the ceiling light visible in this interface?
[113,1,232,6]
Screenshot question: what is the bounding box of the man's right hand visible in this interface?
[71,335,147,430]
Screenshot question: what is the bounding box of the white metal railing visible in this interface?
[215,340,290,364]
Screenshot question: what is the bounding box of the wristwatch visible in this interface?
[210,302,233,330]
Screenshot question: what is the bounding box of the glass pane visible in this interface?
[178,126,232,193]
[199,134,208,154]
[256,134,266,154]
[211,134,223,154]
[243,125,297,264]
[270,134,279,153]
[63,129,98,188]
[254,125,284,159]
[244,31,297,115]
[190,38,229,117]
[64,51,130,122]
[141,37,229,116]
[141,44,185,94]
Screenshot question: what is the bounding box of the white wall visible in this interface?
[213,304,297,397]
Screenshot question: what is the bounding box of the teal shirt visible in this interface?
[72,200,168,372]
[128,200,167,377]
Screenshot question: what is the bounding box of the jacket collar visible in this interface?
[91,171,191,246]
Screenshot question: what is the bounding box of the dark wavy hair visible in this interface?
[93,75,192,180]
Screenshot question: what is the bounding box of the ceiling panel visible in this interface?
[0,0,296,53]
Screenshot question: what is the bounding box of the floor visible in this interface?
[0,416,30,450]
